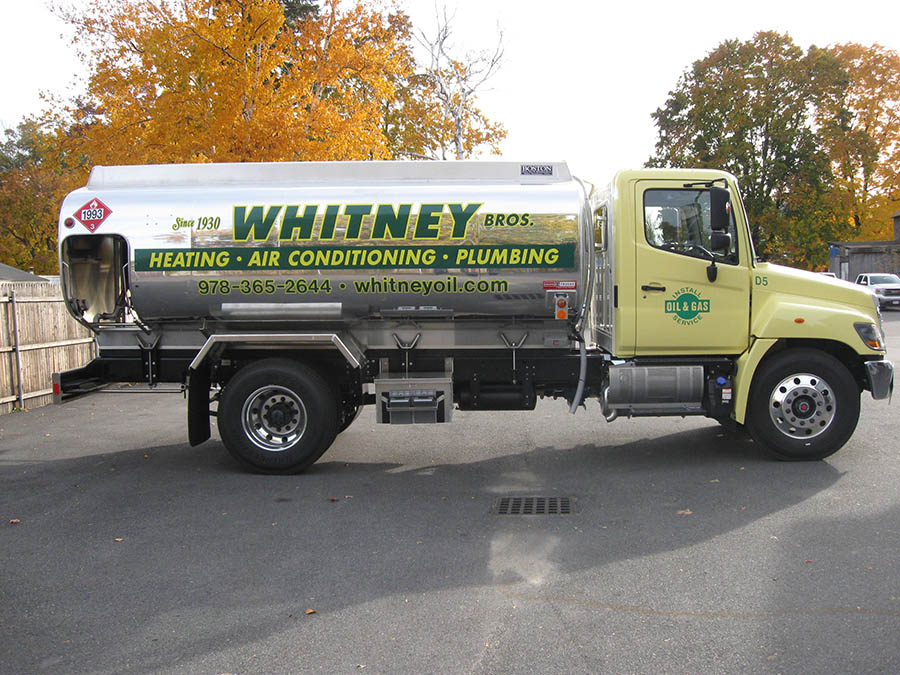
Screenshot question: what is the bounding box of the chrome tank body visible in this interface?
[58,161,591,324]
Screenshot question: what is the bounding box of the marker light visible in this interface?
[555,295,568,320]
[854,322,883,351]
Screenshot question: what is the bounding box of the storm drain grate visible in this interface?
[493,496,575,516]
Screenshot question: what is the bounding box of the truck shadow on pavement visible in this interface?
[1,423,843,673]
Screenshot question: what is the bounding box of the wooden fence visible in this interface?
[0,281,96,415]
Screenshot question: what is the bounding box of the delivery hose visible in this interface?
[568,336,587,414]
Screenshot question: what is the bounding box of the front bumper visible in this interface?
[876,292,900,307]
[865,359,894,400]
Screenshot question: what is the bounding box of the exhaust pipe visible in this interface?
[600,386,618,423]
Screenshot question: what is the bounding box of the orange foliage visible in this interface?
[821,43,900,240]
[56,0,415,165]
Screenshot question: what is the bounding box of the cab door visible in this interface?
[633,180,750,355]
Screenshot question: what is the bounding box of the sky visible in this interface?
[2,0,899,185]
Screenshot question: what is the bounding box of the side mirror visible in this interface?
[710,186,730,232]
[710,231,731,252]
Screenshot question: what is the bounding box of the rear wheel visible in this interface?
[218,359,338,474]
[747,349,860,461]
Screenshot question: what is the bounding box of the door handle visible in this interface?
[641,284,666,292]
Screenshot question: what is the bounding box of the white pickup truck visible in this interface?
[855,273,900,308]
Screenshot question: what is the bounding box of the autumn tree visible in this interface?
[51,0,507,167]
[0,122,69,273]
[648,31,847,267]
[818,43,900,241]
[52,0,417,166]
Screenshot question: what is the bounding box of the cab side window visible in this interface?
[643,188,738,264]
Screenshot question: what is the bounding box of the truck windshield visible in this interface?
[869,274,900,284]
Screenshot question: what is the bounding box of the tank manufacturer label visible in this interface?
[543,280,577,290]
[521,164,554,176]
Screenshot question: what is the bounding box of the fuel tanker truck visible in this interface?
[54,161,894,473]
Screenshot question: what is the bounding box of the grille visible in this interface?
[493,496,575,515]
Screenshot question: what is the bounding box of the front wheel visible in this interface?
[746,349,860,461]
[218,359,338,474]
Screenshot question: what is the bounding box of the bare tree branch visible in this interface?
[416,5,503,159]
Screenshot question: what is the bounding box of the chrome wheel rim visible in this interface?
[768,373,835,440]
[241,385,307,451]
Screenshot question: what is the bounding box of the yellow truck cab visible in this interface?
[594,169,892,459]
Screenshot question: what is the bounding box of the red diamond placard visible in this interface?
[73,198,113,232]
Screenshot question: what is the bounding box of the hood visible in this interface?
[756,263,877,312]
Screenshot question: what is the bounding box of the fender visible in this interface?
[732,338,777,424]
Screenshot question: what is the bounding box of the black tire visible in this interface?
[217,359,338,474]
[746,348,860,461]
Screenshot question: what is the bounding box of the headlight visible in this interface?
[855,322,884,351]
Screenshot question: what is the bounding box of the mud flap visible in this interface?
[187,368,211,446]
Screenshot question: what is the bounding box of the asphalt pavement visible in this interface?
[1,312,899,674]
